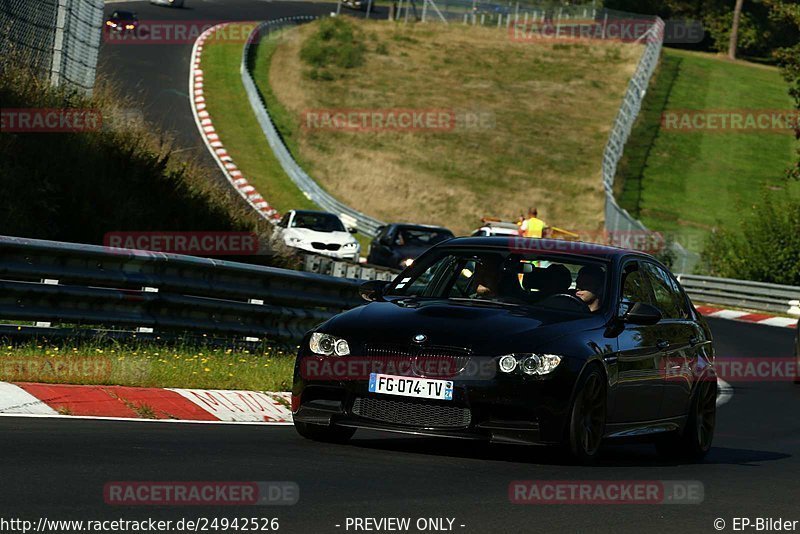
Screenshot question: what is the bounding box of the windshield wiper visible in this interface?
[448,298,520,308]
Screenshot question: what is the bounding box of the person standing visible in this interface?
[519,207,548,238]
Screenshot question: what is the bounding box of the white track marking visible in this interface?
[0,383,58,415]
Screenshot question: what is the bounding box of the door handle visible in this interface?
[657,340,670,350]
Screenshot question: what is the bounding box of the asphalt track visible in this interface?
[1,319,797,533]
[99,0,388,168]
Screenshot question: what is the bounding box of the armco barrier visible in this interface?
[677,274,800,317]
[240,18,386,237]
[0,235,368,342]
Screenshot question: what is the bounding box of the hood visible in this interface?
[283,227,357,245]
[321,299,605,355]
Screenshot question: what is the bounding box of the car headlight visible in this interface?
[309,333,350,356]
[400,258,414,267]
[287,237,303,244]
[342,242,358,249]
[497,353,562,376]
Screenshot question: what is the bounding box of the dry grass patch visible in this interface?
[264,19,643,234]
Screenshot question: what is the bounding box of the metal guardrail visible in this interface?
[600,17,700,274]
[240,18,386,237]
[0,235,367,342]
[677,274,800,316]
[300,254,398,281]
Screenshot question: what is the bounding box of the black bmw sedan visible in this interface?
[292,237,717,462]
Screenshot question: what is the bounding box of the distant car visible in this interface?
[367,224,454,269]
[104,10,138,32]
[342,0,366,10]
[273,210,360,262]
[471,219,520,237]
[150,0,185,7]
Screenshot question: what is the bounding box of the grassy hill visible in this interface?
[257,18,644,235]
[616,48,800,255]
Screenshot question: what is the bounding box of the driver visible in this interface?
[472,255,504,298]
[575,265,605,313]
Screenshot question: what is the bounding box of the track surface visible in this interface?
[1,319,798,532]
[99,0,387,166]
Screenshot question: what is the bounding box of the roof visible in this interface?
[382,223,453,233]
[440,236,652,260]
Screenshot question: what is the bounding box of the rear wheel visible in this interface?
[565,366,607,464]
[656,379,716,461]
[294,421,356,444]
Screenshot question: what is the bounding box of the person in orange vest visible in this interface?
[519,207,549,238]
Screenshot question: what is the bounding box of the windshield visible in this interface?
[394,228,453,247]
[388,249,609,314]
[291,212,346,232]
[113,11,136,19]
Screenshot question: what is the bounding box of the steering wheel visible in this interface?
[540,293,590,312]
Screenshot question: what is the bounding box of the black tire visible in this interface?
[565,365,607,464]
[656,378,716,461]
[294,421,356,444]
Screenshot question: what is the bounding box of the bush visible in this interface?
[300,17,366,73]
[700,195,800,285]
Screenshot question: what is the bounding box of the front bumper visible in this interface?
[287,242,359,261]
[292,354,576,445]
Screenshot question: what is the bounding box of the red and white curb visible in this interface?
[696,306,798,329]
[0,382,292,425]
[189,24,282,223]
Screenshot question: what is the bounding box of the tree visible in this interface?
[765,0,800,180]
[728,0,746,58]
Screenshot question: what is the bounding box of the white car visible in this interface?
[150,0,184,7]
[471,219,521,237]
[274,210,360,262]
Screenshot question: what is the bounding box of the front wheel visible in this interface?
[565,366,607,464]
[656,379,716,461]
[294,421,356,444]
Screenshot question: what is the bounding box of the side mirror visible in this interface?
[348,227,358,234]
[622,302,662,326]
[379,236,393,246]
[359,280,390,302]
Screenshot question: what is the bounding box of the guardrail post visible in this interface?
[35,279,60,327]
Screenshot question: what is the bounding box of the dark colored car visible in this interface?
[292,237,717,462]
[105,10,139,32]
[367,223,454,269]
[341,0,366,10]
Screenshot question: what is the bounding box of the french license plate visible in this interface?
[368,373,453,401]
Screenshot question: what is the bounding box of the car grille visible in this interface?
[311,242,341,251]
[351,397,471,429]
[363,344,471,378]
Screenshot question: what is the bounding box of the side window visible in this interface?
[403,256,456,297]
[643,263,683,319]
[621,262,649,303]
[278,213,290,228]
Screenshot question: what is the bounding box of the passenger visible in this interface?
[575,264,605,313]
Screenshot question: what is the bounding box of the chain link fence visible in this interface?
[0,0,104,94]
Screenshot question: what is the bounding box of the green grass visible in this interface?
[263,19,643,236]
[0,339,295,391]
[616,48,800,255]
[201,25,318,214]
